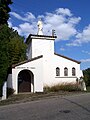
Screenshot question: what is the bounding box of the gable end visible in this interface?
[12,55,43,68]
[54,53,81,64]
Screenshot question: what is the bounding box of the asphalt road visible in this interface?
[0,93,90,120]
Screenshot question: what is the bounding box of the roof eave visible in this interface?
[54,53,81,64]
[25,34,57,44]
[12,55,43,68]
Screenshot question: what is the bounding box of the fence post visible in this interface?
[2,82,7,100]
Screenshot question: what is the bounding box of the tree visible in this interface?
[0,0,12,25]
[8,31,27,65]
[0,0,27,96]
[0,24,10,96]
[0,25,10,80]
[0,25,27,96]
[83,68,90,86]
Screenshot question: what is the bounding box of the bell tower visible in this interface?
[26,20,57,60]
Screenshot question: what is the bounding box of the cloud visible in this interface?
[55,8,72,16]
[80,59,90,63]
[13,22,37,37]
[9,8,81,39]
[82,50,90,55]
[60,47,65,51]
[67,24,90,46]
[10,12,35,22]
[8,20,13,28]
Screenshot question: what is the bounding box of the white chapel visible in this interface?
[7,20,83,94]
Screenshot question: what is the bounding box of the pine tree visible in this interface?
[8,30,27,65]
[0,25,27,96]
[0,0,27,96]
[0,0,12,25]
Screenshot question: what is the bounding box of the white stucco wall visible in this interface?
[7,74,12,88]
[10,34,83,94]
[43,54,81,87]
[27,35,82,88]
[27,40,32,60]
[12,56,43,94]
[30,37,55,58]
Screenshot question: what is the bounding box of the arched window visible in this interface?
[56,67,60,76]
[64,67,68,76]
[72,67,76,76]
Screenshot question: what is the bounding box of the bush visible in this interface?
[0,81,4,97]
[0,85,2,97]
[44,83,81,93]
[83,68,90,86]
[7,88,14,97]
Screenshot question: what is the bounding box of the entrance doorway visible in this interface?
[18,70,34,93]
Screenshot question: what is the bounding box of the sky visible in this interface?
[8,0,90,70]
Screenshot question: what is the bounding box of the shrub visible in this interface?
[7,88,14,97]
[44,83,81,93]
[83,68,90,86]
[0,85,3,97]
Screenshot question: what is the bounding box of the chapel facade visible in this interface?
[7,20,83,94]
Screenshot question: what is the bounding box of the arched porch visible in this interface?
[18,69,34,93]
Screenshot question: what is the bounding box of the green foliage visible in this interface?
[0,84,3,97]
[8,30,27,65]
[0,25,10,87]
[83,68,90,86]
[44,83,81,93]
[0,0,13,25]
[0,24,27,93]
[0,0,27,95]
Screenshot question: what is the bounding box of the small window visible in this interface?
[56,67,60,76]
[72,67,76,76]
[64,67,68,76]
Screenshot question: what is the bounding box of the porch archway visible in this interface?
[18,70,34,93]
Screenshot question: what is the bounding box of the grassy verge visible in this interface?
[44,83,81,93]
[0,92,85,106]
[0,83,88,106]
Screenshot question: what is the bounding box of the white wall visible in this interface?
[28,36,55,58]
[12,57,43,94]
[11,34,83,93]
[27,40,32,60]
[7,74,12,88]
[43,54,81,86]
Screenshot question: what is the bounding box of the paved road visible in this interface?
[0,93,90,120]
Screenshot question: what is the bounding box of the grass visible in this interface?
[0,92,68,106]
[0,90,85,106]
[44,83,81,93]
[0,83,88,106]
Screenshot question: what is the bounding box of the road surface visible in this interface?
[0,93,90,120]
